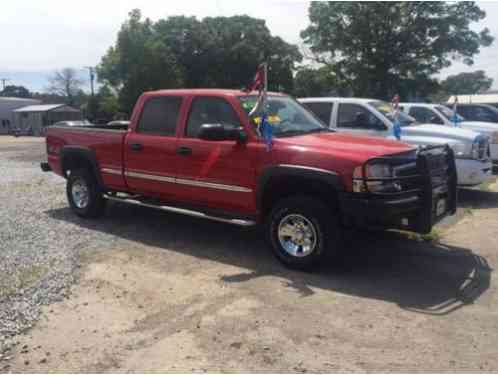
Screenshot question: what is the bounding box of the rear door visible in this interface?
[124,95,184,199]
[175,95,256,213]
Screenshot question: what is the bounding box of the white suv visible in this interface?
[299,97,493,187]
[399,102,498,165]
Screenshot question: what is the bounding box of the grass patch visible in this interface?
[395,228,442,243]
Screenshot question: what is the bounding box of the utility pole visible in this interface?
[84,67,95,97]
[0,78,10,91]
[84,67,96,121]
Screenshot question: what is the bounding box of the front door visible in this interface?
[124,95,183,200]
[175,96,256,213]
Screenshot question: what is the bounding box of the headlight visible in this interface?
[353,162,401,193]
[451,142,471,159]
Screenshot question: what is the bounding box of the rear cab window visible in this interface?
[137,96,183,136]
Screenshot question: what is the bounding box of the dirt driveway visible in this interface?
[3,137,498,372]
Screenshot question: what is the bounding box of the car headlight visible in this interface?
[353,162,401,193]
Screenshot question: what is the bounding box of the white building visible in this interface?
[0,97,41,134]
[12,104,82,136]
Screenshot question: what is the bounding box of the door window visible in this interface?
[302,102,333,125]
[409,107,443,124]
[337,103,383,129]
[185,97,240,138]
[137,96,183,136]
[471,106,497,122]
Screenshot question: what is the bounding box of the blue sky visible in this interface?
[1,1,497,93]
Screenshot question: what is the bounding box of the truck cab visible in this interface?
[300,97,493,187]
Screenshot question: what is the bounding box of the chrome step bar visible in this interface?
[103,194,256,227]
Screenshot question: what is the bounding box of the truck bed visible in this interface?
[46,124,128,191]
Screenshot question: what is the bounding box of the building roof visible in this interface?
[13,104,66,112]
[447,94,498,104]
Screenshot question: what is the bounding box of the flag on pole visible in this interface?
[451,96,459,126]
[391,94,402,140]
[245,63,272,150]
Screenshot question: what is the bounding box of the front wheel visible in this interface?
[66,169,106,218]
[266,195,341,271]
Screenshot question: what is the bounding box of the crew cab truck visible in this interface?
[41,89,457,270]
[399,102,498,165]
[300,97,493,187]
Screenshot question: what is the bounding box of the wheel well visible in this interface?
[261,175,339,217]
[62,153,94,177]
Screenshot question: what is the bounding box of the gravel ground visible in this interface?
[1,136,497,372]
[0,137,118,357]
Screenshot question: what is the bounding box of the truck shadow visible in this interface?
[45,202,492,316]
[458,188,498,209]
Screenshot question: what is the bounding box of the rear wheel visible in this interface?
[66,169,106,218]
[266,195,341,271]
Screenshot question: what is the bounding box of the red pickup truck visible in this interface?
[41,89,457,270]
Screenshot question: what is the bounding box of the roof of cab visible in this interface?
[143,89,286,97]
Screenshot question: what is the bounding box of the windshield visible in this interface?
[238,95,331,137]
[369,101,417,127]
[435,105,465,121]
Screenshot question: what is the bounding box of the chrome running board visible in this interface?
[103,194,256,227]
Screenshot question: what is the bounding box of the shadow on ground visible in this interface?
[46,202,492,316]
[458,187,498,209]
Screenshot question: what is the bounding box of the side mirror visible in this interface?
[198,124,247,143]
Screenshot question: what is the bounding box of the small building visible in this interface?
[0,97,41,134]
[12,104,82,136]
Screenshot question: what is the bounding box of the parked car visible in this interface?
[40,89,457,270]
[399,103,498,164]
[447,103,498,123]
[299,97,492,187]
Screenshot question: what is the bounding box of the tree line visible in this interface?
[1,2,494,119]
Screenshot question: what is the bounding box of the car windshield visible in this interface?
[435,105,465,121]
[369,101,417,127]
[238,95,331,137]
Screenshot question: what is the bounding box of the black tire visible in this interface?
[66,169,106,218]
[266,195,341,271]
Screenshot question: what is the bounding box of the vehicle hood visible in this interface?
[459,121,498,136]
[400,123,478,146]
[274,132,415,164]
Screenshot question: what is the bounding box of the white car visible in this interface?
[399,102,498,165]
[299,97,493,187]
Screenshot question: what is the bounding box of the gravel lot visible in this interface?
[1,136,497,372]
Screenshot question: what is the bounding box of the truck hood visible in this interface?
[400,123,478,146]
[459,121,498,136]
[274,132,415,163]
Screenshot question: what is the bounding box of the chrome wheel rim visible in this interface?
[278,214,317,257]
[72,178,89,209]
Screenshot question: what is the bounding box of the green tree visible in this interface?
[97,9,184,113]
[0,85,32,98]
[98,10,302,113]
[293,66,345,97]
[441,70,493,95]
[301,1,493,99]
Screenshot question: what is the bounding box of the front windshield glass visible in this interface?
[435,105,465,121]
[369,101,417,127]
[238,95,331,137]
